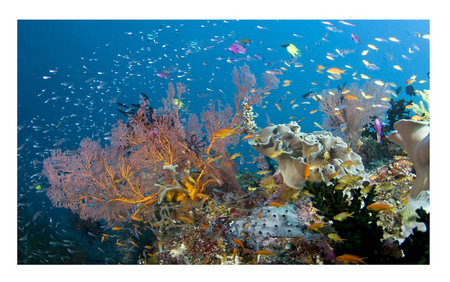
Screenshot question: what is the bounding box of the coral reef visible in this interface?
[358,98,412,169]
[387,119,430,199]
[248,121,364,189]
[305,179,401,264]
[317,80,391,145]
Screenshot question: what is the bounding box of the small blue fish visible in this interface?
[212,192,219,207]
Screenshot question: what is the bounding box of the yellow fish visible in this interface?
[275,103,282,111]
[333,212,354,221]
[256,170,269,175]
[328,233,346,243]
[340,160,357,167]
[213,126,240,139]
[310,109,318,114]
[270,148,286,158]
[341,89,351,94]
[282,82,291,87]
[314,122,324,130]
[345,65,352,69]
[380,97,390,101]
[361,74,370,80]
[389,37,400,43]
[367,44,378,51]
[411,115,423,120]
[230,153,241,160]
[326,56,335,61]
[173,98,185,109]
[361,49,369,56]
[374,80,384,86]
[286,43,301,57]
[360,90,373,99]
[393,65,402,71]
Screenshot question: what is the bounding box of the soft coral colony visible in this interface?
[43,64,279,227]
[42,64,429,265]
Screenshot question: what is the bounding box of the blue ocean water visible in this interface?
[17,20,429,264]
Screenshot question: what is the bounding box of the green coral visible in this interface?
[412,89,430,121]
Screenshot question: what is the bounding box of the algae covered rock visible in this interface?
[249,121,364,189]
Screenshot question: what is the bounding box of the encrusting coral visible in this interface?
[248,121,364,190]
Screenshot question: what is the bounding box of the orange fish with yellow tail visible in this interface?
[336,254,367,264]
[304,154,311,180]
[213,126,241,139]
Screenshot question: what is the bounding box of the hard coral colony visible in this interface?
[29,21,430,266]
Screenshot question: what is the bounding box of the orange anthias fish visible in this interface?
[307,222,324,232]
[131,215,143,221]
[304,155,311,180]
[255,250,276,256]
[406,79,415,85]
[344,94,358,100]
[268,202,285,208]
[336,254,367,265]
[366,203,394,212]
[242,134,255,141]
[328,170,340,179]
[179,216,193,223]
[213,126,240,139]
[327,68,346,75]
[232,238,246,252]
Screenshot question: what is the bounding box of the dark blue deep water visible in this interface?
[17,20,429,265]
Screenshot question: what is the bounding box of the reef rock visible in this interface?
[249,121,364,189]
[387,119,430,200]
